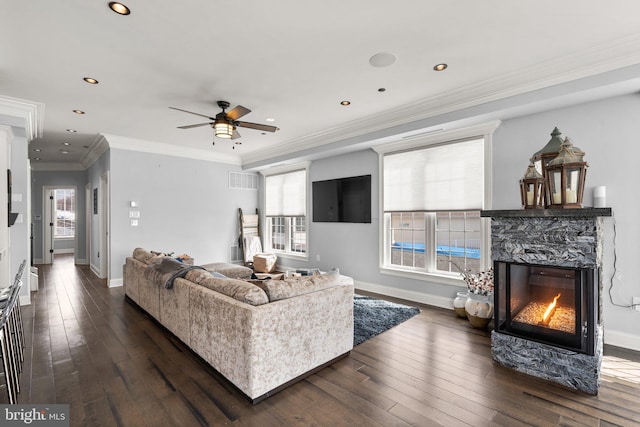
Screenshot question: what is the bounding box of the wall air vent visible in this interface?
[228,171,258,190]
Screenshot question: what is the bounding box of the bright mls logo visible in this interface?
[0,405,69,426]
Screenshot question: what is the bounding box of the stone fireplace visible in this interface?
[481,208,611,395]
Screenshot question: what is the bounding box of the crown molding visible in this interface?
[242,34,640,167]
[102,133,242,165]
[0,95,44,141]
[80,134,109,169]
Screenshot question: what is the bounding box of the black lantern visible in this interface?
[519,160,545,209]
[545,137,588,209]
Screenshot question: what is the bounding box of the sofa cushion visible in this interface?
[255,274,350,302]
[201,262,253,280]
[133,247,157,265]
[185,269,268,306]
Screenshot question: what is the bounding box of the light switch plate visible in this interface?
[129,210,140,218]
[633,296,640,312]
[130,219,139,227]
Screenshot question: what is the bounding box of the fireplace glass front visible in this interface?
[494,261,597,355]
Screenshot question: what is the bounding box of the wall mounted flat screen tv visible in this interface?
[312,174,371,223]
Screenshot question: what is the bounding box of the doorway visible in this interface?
[43,186,77,264]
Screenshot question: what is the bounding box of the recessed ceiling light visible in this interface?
[340,101,351,106]
[60,150,70,154]
[369,52,397,68]
[63,142,71,146]
[433,63,448,71]
[73,109,85,115]
[109,2,131,15]
[34,148,41,152]
[266,118,275,122]
[83,77,99,84]
[83,145,89,149]
[34,157,40,161]
[378,88,386,92]
[66,129,77,133]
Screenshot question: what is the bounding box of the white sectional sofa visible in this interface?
[123,248,354,403]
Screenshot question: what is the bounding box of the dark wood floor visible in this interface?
[5,254,640,426]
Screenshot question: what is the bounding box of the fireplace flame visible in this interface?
[542,293,561,324]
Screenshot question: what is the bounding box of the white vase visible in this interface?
[465,293,494,329]
[453,291,468,318]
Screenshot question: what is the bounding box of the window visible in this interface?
[54,188,75,238]
[377,122,498,279]
[264,167,307,256]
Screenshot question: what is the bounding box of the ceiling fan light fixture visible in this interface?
[214,120,234,139]
[109,2,131,15]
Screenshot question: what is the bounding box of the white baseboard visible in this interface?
[54,248,74,254]
[19,294,31,306]
[109,278,123,288]
[90,263,100,277]
[354,280,454,310]
[604,329,640,352]
[75,258,89,265]
[33,258,44,265]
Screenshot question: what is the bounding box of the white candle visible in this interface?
[565,189,577,203]
[526,191,533,205]
[553,193,561,204]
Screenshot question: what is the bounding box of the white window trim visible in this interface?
[260,162,310,261]
[373,121,499,286]
[52,187,77,239]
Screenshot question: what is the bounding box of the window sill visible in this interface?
[379,266,466,288]
[54,236,75,241]
[271,251,309,262]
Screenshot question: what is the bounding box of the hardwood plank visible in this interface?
[4,255,639,427]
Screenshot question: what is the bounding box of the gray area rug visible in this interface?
[353,294,420,346]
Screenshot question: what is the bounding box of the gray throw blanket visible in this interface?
[144,257,205,289]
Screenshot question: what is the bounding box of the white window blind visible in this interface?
[383,138,484,211]
[265,169,306,216]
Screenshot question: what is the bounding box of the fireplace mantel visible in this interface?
[481,207,611,218]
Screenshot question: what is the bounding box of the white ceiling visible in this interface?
[2,1,640,169]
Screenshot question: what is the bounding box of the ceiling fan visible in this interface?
[169,101,279,143]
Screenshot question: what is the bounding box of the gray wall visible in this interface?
[10,134,31,302]
[284,93,640,349]
[86,149,110,273]
[108,148,258,281]
[280,149,470,301]
[31,170,88,263]
[492,93,640,344]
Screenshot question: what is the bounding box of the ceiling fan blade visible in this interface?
[177,122,212,129]
[169,106,215,121]
[236,121,279,133]
[226,105,251,121]
[231,129,241,140]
